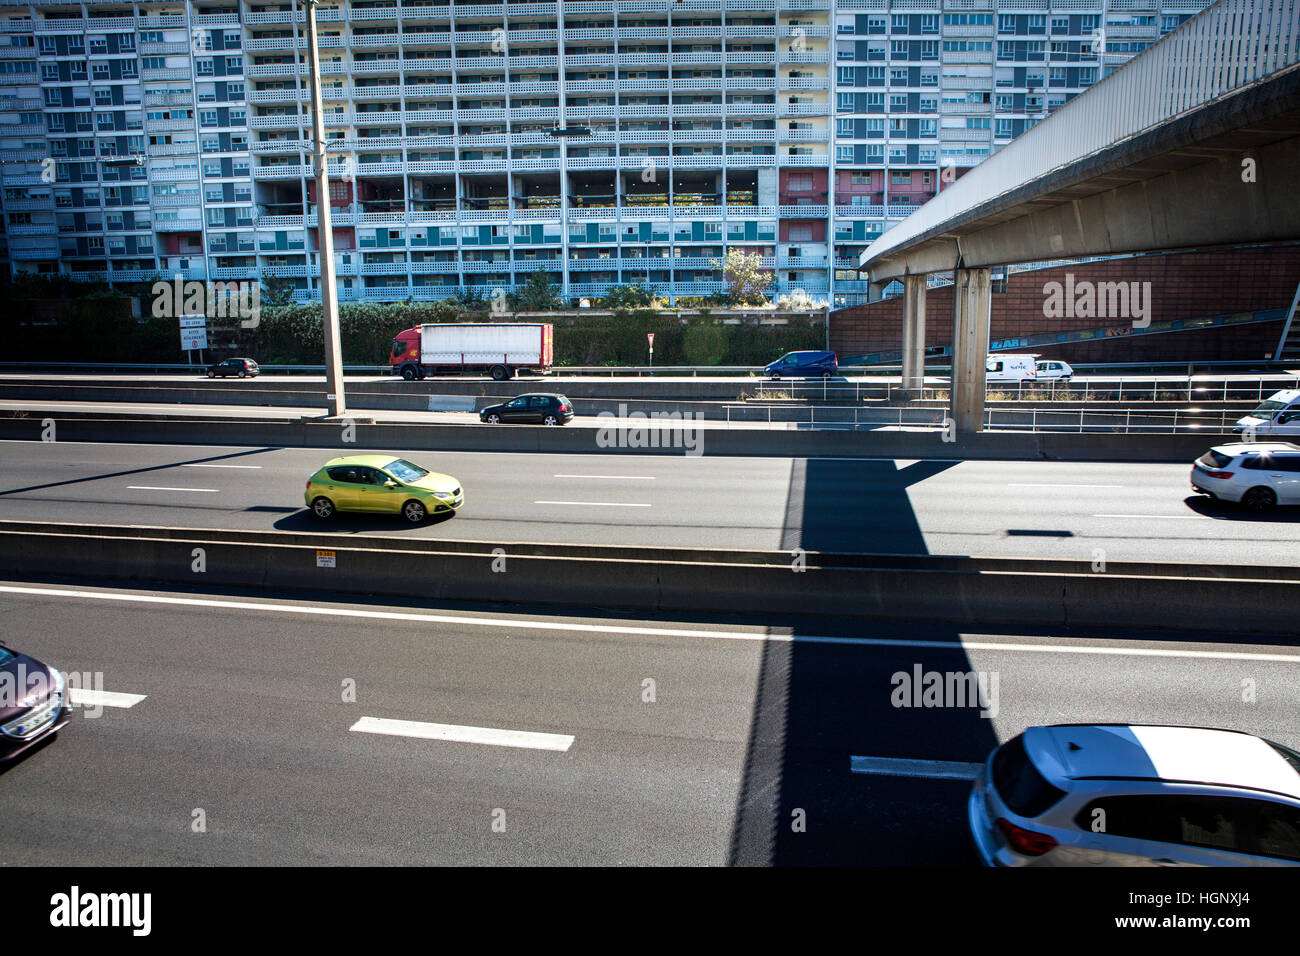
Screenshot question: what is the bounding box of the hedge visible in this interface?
[3,296,825,367]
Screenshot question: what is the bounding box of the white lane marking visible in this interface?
[1093,513,1203,520]
[1010,483,1124,489]
[1,585,1297,663]
[850,756,983,780]
[125,485,219,493]
[68,689,146,709]
[350,716,573,752]
[182,463,262,470]
[533,500,651,507]
[553,474,656,481]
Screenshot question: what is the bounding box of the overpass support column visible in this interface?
[950,267,991,434]
[900,274,926,398]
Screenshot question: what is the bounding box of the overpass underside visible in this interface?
[864,62,1300,431]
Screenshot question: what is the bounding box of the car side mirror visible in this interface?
[384,480,398,488]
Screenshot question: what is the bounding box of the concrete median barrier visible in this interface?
[0,413,1225,461]
[0,522,1291,633]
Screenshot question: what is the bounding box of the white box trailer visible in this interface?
[391,323,553,381]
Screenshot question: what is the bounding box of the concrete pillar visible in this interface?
[900,274,926,397]
[950,267,992,434]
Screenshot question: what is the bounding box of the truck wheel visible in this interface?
[401,365,418,381]
[490,365,510,381]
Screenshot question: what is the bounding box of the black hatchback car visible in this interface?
[1,642,70,761]
[206,357,260,378]
[479,393,574,425]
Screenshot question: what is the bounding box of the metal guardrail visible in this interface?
[722,402,1262,435]
[4,361,1299,378]
[860,0,1300,270]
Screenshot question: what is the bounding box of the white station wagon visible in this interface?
[969,725,1300,867]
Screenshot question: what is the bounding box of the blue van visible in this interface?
[763,350,838,379]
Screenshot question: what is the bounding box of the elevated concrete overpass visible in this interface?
[859,0,1300,430]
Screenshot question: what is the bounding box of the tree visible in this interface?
[260,273,297,307]
[599,283,655,310]
[514,268,565,311]
[711,249,771,307]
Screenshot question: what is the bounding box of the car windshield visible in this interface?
[1251,400,1287,416]
[0,647,12,666]
[385,459,428,482]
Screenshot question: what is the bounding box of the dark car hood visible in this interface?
[0,652,54,721]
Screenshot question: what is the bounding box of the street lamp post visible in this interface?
[306,0,346,417]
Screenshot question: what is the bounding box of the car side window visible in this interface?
[1274,455,1300,473]
[1255,801,1300,861]
[507,398,526,408]
[357,467,384,485]
[326,467,356,483]
[529,396,548,407]
[1240,456,1269,470]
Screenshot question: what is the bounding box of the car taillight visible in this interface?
[995,818,1058,856]
[1203,470,1233,479]
[559,404,570,412]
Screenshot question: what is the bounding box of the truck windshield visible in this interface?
[392,341,403,358]
[1250,400,1287,417]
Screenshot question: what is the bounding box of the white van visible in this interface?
[1234,389,1300,437]
[986,353,1039,383]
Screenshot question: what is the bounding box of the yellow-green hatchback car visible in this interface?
[305,455,463,524]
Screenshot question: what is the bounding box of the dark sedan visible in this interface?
[479,393,574,425]
[1,642,70,761]
[206,357,260,378]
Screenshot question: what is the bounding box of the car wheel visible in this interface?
[401,366,417,381]
[238,370,246,378]
[490,365,509,381]
[770,372,781,381]
[1242,487,1277,512]
[311,496,335,519]
[486,413,502,424]
[402,499,427,523]
[543,414,559,425]
[206,370,215,378]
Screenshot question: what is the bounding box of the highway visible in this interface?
[1,579,1295,865]
[2,438,1298,564]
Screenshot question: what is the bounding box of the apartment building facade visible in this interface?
[0,0,1212,307]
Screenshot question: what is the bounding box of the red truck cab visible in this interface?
[391,327,422,379]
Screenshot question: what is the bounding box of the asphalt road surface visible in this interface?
[1,439,1298,564]
[2,580,1295,865]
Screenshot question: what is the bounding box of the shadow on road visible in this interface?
[273,510,457,534]
[1184,495,1300,521]
[0,447,279,498]
[731,456,997,865]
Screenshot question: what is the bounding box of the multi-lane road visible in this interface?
[1,438,1297,563]
[2,578,1295,865]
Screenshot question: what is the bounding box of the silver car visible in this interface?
[969,725,1300,866]
[1190,441,1300,510]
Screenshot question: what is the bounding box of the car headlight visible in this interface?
[433,491,455,501]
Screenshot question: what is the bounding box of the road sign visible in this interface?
[180,315,208,351]
[647,333,655,347]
